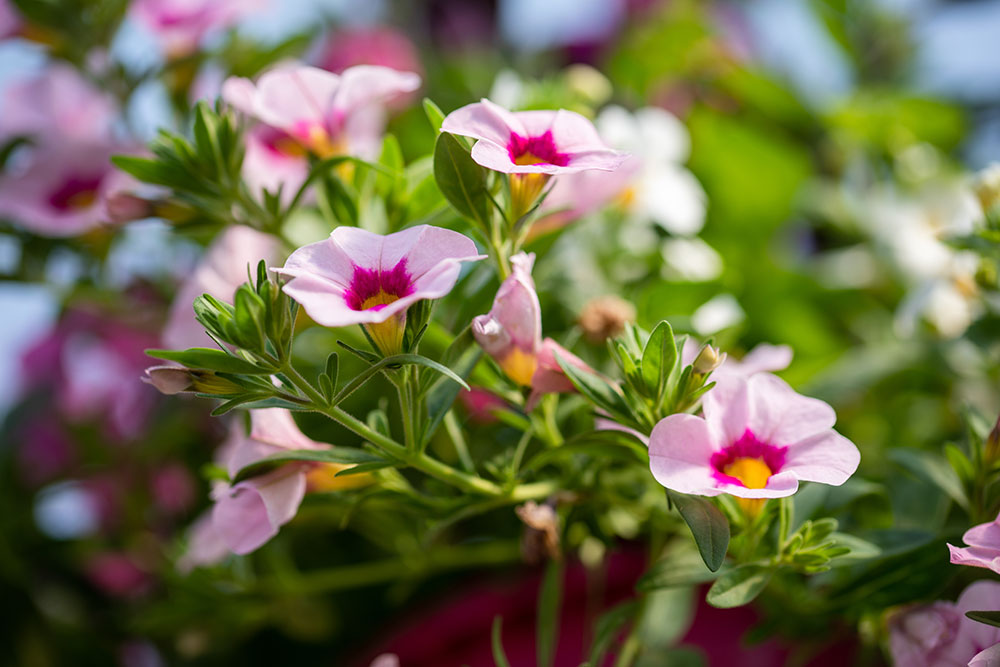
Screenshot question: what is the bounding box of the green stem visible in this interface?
[444,410,476,473]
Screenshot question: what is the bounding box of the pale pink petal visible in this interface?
[547,109,621,151]
[948,516,1000,574]
[177,512,230,573]
[379,224,483,279]
[745,373,836,446]
[441,98,525,147]
[526,339,596,410]
[727,343,793,375]
[595,417,649,446]
[954,582,1000,664]
[253,66,341,135]
[469,140,524,173]
[970,643,1000,666]
[781,430,860,486]
[537,155,639,228]
[250,408,325,452]
[648,414,721,495]
[965,518,1000,548]
[331,65,421,116]
[220,76,256,115]
[889,602,963,667]
[369,655,401,667]
[473,251,540,356]
[212,467,306,555]
[241,129,309,202]
[701,374,751,447]
[0,64,116,142]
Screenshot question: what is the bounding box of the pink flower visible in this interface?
[472,252,541,386]
[151,463,197,515]
[0,64,116,143]
[889,581,1000,667]
[526,338,595,411]
[0,0,20,39]
[318,26,422,79]
[130,0,264,56]
[275,225,484,355]
[240,125,310,203]
[177,512,230,573]
[681,338,793,378]
[85,551,151,598]
[971,644,1000,666]
[211,409,329,555]
[0,143,127,237]
[222,64,420,161]
[648,373,859,499]
[162,225,281,350]
[949,512,1000,574]
[441,99,627,176]
[458,388,509,424]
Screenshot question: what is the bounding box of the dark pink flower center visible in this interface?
[507,130,569,167]
[710,429,787,488]
[48,174,104,212]
[345,259,414,311]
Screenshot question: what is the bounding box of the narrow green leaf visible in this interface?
[641,320,676,402]
[586,600,638,667]
[536,561,563,667]
[638,547,725,591]
[334,460,397,476]
[232,447,389,483]
[433,131,491,227]
[422,97,446,133]
[966,610,1000,628]
[146,348,270,374]
[554,352,630,418]
[825,533,882,562]
[705,564,772,608]
[333,353,469,406]
[666,490,730,572]
[491,616,511,667]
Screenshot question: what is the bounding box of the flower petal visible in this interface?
[781,429,860,486]
[212,467,306,554]
[250,408,325,452]
[746,373,836,446]
[701,374,752,447]
[331,65,420,116]
[649,413,721,495]
[253,66,341,134]
[441,98,525,147]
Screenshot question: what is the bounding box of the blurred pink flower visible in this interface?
[971,644,1000,666]
[473,252,541,387]
[526,338,596,411]
[162,225,281,350]
[889,581,1000,667]
[949,513,1000,574]
[151,463,197,515]
[648,374,859,499]
[0,0,20,38]
[458,388,509,424]
[276,225,483,355]
[177,512,230,573]
[130,0,264,56]
[210,409,330,555]
[15,419,77,486]
[240,125,310,203]
[0,143,130,237]
[85,551,151,598]
[0,64,116,142]
[319,26,422,78]
[222,64,420,161]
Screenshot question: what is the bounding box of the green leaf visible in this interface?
[334,460,397,476]
[554,352,630,418]
[966,610,1000,629]
[536,561,563,667]
[523,429,647,472]
[433,131,491,227]
[422,97,446,133]
[491,616,511,667]
[889,449,969,510]
[705,564,772,608]
[423,328,481,445]
[641,320,677,402]
[232,447,390,483]
[944,443,975,485]
[825,533,882,562]
[146,348,270,374]
[638,546,725,591]
[666,490,730,572]
[586,601,637,667]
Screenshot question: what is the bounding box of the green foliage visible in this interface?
[667,490,730,572]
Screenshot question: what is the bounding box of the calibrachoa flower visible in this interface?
[889,581,1000,667]
[0,64,116,143]
[473,252,541,386]
[648,373,859,504]
[130,0,264,56]
[441,98,628,218]
[163,225,281,350]
[319,26,423,81]
[472,251,600,409]
[949,512,1000,574]
[222,64,421,161]
[275,225,484,356]
[210,409,367,555]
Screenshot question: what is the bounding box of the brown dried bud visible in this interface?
[578,295,637,344]
[516,501,560,565]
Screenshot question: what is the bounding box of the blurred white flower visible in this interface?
[661,237,723,281]
[692,294,745,335]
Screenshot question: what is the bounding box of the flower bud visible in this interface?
[578,295,636,344]
[142,365,194,394]
[692,344,725,375]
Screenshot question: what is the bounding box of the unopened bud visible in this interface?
[578,295,637,344]
[974,164,1000,214]
[692,344,725,375]
[105,193,155,224]
[516,501,560,565]
[143,365,194,394]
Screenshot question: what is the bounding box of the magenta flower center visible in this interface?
[507,130,569,167]
[345,259,414,312]
[710,429,787,489]
[48,174,103,212]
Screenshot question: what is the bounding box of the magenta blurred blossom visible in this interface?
[0,0,19,38]
[130,0,265,56]
[458,388,509,424]
[276,225,483,355]
[319,27,422,78]
[441,99,626,176]
[971,643,1000,666]
[222,64,420,161]
[162,225,281,350]
[649,373,860,498]
[85,551,152,598]
[151,463,197,515]
[0,64,116,142]
[210,409,330,555]
[889,581,1000,667]
[0,143,133,237]
[949,513,1000,574]
[526,338,597,411]
[15,419,77,486]
[473,252,542,387]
